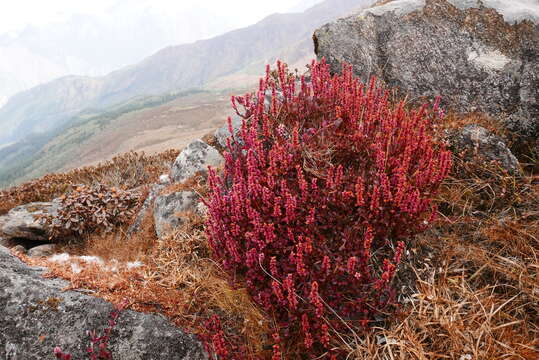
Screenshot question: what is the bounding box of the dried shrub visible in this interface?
[205,60,452,358]
[42,184,140,239]
[0,149,178,216]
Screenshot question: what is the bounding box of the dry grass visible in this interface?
[19,156,537,359]
[0,150,178,215]
[19,209,271,359]
[335,152,539,359]
[11,113,539,359]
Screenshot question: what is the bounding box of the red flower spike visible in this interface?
[205,59,451,359]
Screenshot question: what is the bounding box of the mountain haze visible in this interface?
[0,0,375,145]
[0,1,239,105]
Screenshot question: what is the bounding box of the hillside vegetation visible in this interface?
[2,60,537,359]
[0,0,373,146]
[0,89,230,187]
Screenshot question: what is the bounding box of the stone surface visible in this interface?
[153,191,199,239]
[0,246,207,360]
[27,244,57,258]
[314,0,539,138]
[451,124,521,173]
[214,114,244,149]
[171,140,224,183]
[0,201,58,241]
[195,202,209,217]
[11,245,26,254]
[127,184,165,235]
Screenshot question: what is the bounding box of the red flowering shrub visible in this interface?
[205,60,452,358]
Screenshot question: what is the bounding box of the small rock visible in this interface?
[0,201,58,241]
[171,140,224,183]
[11,245,26,254]
[159,174,171,185]
[451,124,521,174]
[153,191,199,239]
[27,244,57,258]
[127,184,165,235]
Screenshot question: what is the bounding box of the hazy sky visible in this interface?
[0,0,311,33]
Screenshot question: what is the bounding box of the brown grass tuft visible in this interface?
[0,150,178,215]
[20,209,271,358]
[12,112,538,359]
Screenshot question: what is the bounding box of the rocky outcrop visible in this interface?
[171,140,224,183]
[314,0,539,138]
[0,246,207,360]
[0,201,58,242]
[450,124,521,173]
[127,184,165,235]
[214,114,244,149]
[153,191,199,239]
[27,244,57,258]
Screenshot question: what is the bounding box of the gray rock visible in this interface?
[451,124,521,173]
[27,244,57,258]
[313,0,539,138]
[171,140,224,183]
[127,184,165,235]
[195,202,209,217]
[11,245,26,254]
[0,201,58,242]
[153,191,199,239]
[0,246,206,360]
[214,114,244,149]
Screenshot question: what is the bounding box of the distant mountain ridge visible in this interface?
[0,0,375,146]
[0,2,237,105]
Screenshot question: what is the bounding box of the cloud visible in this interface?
[0,0,310,34]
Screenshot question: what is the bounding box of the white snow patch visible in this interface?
[49,253,71,262]
[105,259,119,273]
[70,263,82,274]
[159,174,171,184]
[79,255,104,265]
[468,49,512,70]
[127,261,143,269]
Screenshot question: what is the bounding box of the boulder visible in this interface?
[153,191,199,239]
[27,244,57,258]
[0,201,58,242]
[11,245,27,254]
[451,124,521,173]
[127,184,165,235]
[314,0,539,138]
[171,140,224,183]
[0,246,207,360]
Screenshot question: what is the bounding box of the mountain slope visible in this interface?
[0,0,374,145]
[0,1,239,105]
